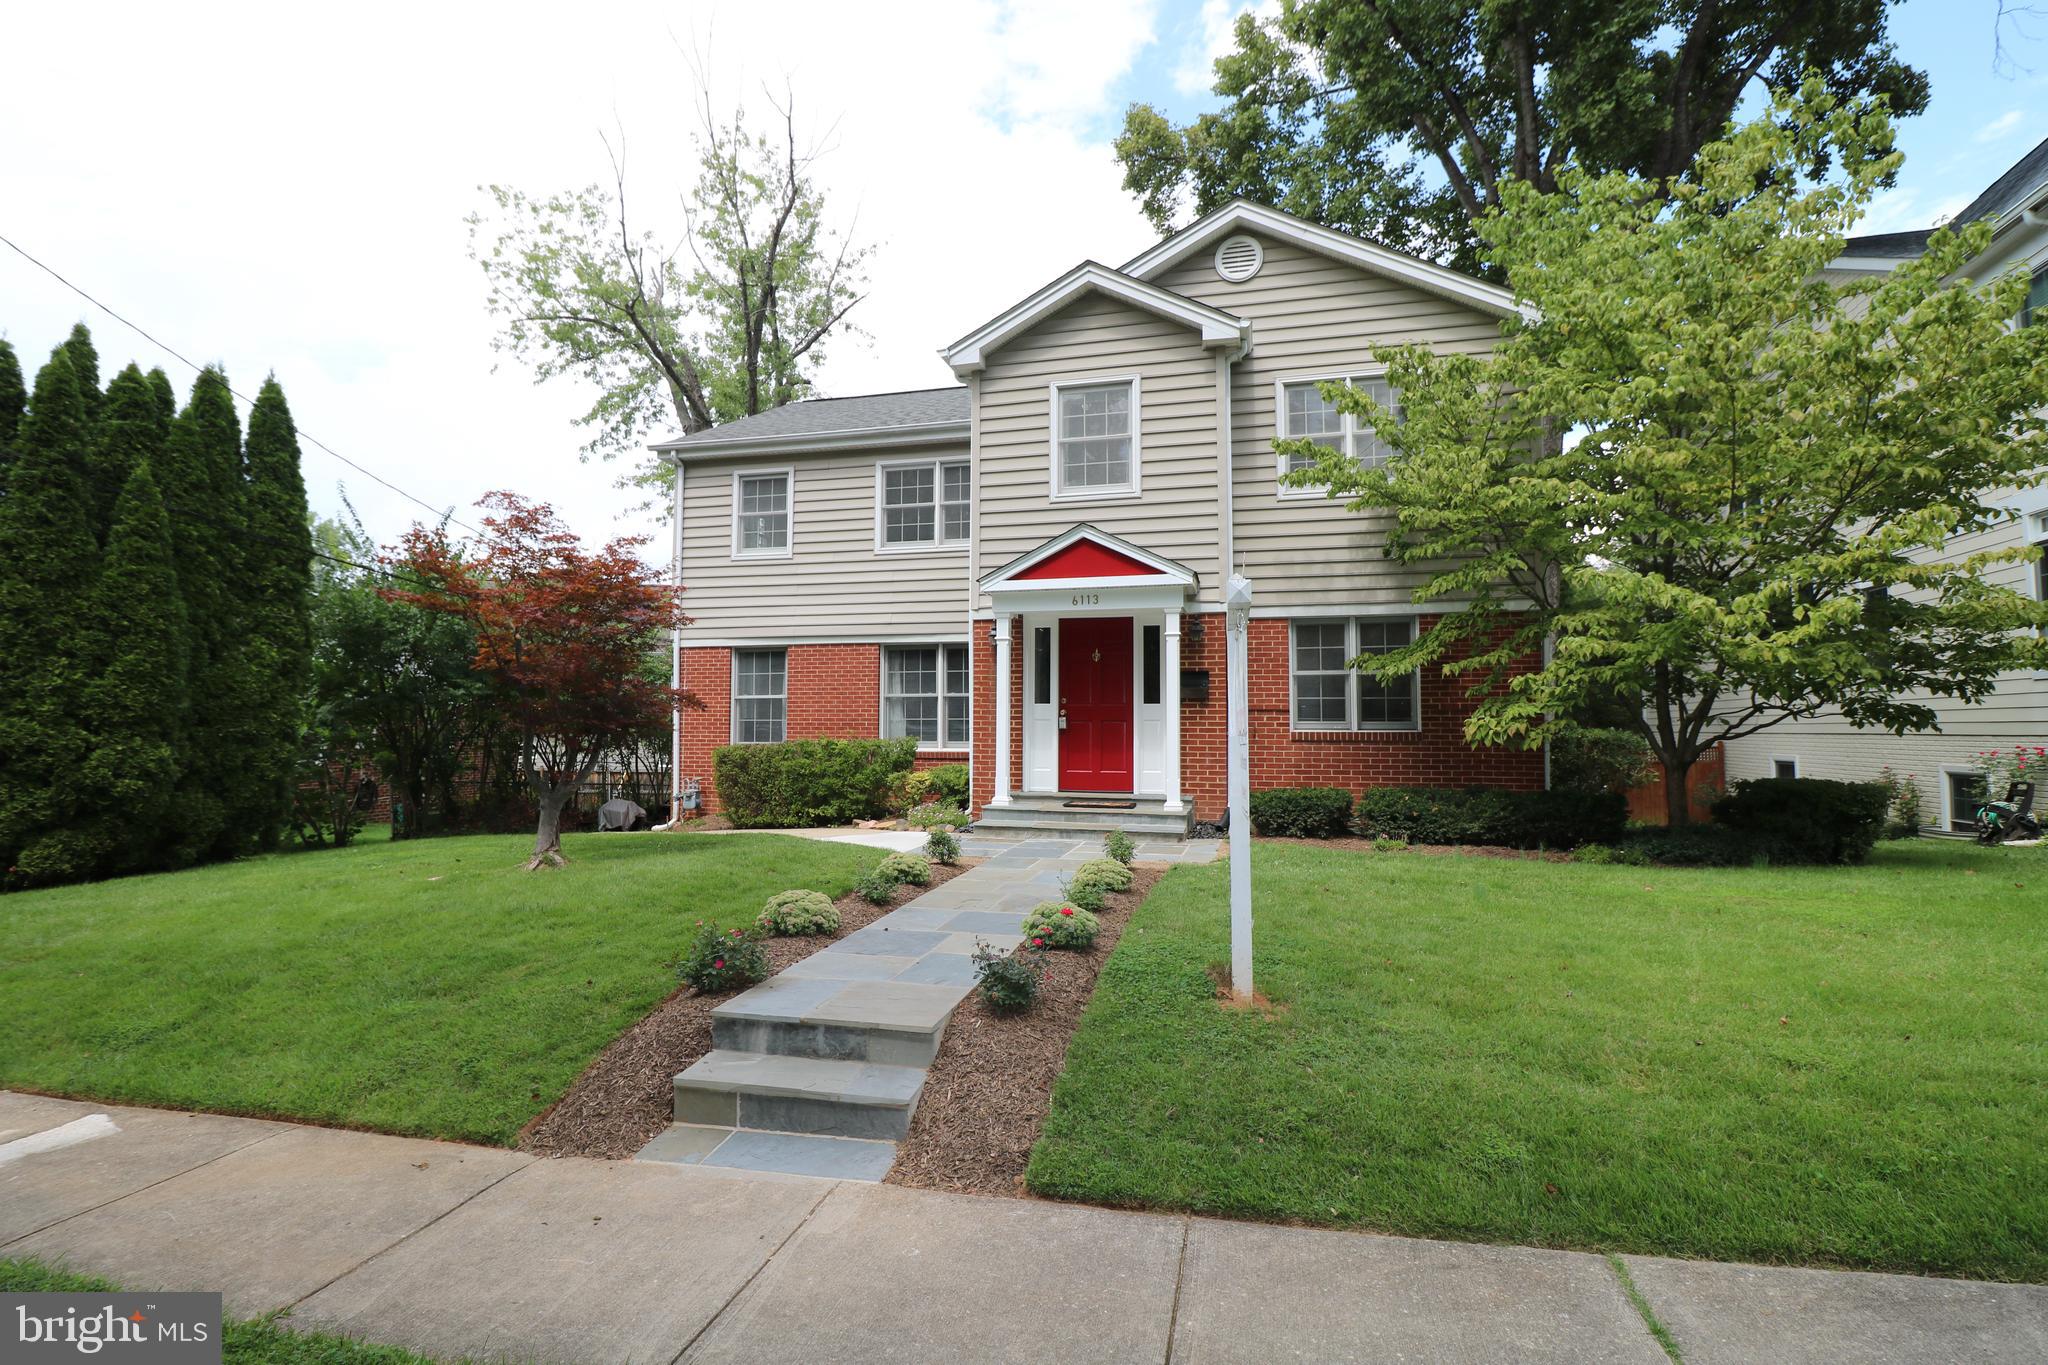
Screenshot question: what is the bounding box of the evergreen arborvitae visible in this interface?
[158,367,246,863]
[0,338,24,486]
[87,364,170,545]
[76,461,190,876]
[0,352,102,886]
[59,323,102,427]
[236,377,314,848]
[145,367,176,430]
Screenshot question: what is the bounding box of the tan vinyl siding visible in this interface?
[678,444,973,641]
[1158,233,1503,607]
[973,294,1222,605]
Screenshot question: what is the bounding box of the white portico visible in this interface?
[978,526,1196,827]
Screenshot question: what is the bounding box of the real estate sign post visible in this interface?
[1226,572,1253,999]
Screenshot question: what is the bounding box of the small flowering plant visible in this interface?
[973,936,1047,1015]
[679,919,770,994]
[1021,899,1100,949]
[1972,745,2047,802]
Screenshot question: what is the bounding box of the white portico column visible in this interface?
[1162,608,1184,813]
[991,613,1014,806]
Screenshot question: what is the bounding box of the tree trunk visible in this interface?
[528,791,568,870]
[1663,755,1694,827]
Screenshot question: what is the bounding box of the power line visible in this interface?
[0,229,486,537]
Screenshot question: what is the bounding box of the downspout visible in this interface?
[670,454,685,826]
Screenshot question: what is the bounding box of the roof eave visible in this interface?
[651,420,970,462]
[941,262,1251,376]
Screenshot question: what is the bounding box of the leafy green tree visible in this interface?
[1119,0,1928,276]
[0,338,24,479]
[1286,84,2048,824]
[469,85,868,503]
[236,377,314,848]
[0,352,100,885]
[158,367,247,862]
[59,322,102,426]
[74,461,190,875]
[87,364,171,543]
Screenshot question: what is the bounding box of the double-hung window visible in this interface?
[2032,511,2048,607]
[733,649,787,743]
[1052,379,1138,497]
[879,459,970,549]
[883,645,970,748]
[1290,617,1420,731]
[2024,267,2047,328]
[733,469,791,557]
[1277,374,1401,490]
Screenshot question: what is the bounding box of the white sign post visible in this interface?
[1225,572,1253,1000]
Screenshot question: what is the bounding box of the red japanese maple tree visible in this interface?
[386,492,687,868]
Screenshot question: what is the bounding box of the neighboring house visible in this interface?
[1722,136,2048,834]
[653,201,1546,832]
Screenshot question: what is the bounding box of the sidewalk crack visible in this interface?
[0,1124,286,1250]
[1161,1216,1192,1365]
[1606,1253,1685,1363]
[672,1180,838,1364]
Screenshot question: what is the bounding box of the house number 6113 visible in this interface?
[1070,592,1100,606]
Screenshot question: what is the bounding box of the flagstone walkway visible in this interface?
[642,830,1220,1179]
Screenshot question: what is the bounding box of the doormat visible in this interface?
[1063,798,1137,810]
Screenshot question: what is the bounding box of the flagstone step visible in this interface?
[710,973,965,1066]
[637,1123,899,1182]
[973,799,1193,836]
[673,1050,927,1141]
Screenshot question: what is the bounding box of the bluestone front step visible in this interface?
[710,975,960,1066]
[674,1050,926,1140]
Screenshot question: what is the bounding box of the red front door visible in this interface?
[1059,617,1134,792]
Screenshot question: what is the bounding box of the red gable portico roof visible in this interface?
[1013,539,1159,580]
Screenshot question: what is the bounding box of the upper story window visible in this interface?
[1051,378,1139,498]
[879,459,970,550]
[2024,268,2047,328]
[732,649,787,743]
[1290,617,1420,732]
[2032,510,2048,606]
[1277,374,1401,493]
[733,469,792,558]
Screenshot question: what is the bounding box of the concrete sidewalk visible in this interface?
[3,1094,2043,1364]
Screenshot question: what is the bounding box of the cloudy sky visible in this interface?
[3,0,2042,553]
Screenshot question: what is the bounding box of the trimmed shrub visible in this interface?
[680,922,769,993]
[906,802,968,830]
[877,851,933,886]
[1248,786,1354,838]
[925,763,970,805]
[974,941,1042,1014]
[1713,777,1889,865]
[713,738,917,828]
[1022,900,1100,949]
[1103,829,1137,865]
[1072,857,1132,893]
[855,866,897,904]
[1550,728,1655,795]
[1062,877,1107,912]
[925,828,961,865]
[1353,786,1625,850]
[1616,824,1763,867]
[758,889,840,936]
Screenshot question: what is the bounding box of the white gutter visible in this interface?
[651,419,969,460]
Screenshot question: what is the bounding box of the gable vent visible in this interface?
[1213,234,1264,282]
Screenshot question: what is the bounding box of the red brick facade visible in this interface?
[686,613,1541,822]
[677,642,968,815]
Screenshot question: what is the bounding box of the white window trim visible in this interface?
[1770,755,1802,779]
[730,466,795,561]
[1047,374,1143,503]
[1288,616,1423,733]
[1940,764,1987,833]
[730,647,788,744]
[1273,366,1394,500]
[879,642,972,751]
[874,457,971,555]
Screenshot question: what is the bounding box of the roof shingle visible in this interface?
[653,386,968,452]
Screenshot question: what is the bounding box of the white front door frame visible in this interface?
[1014,606,1178,801]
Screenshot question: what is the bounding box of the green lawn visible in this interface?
[0,1258,442,1363]
[1028,839,2048,1282]
[0,832,874,1145]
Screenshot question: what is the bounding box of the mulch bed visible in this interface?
[886,864,1167,1198]
[517,858,976,1160]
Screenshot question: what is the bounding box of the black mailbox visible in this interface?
[1179,669,1210,702]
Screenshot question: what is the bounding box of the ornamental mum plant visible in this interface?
[680,920,769,993]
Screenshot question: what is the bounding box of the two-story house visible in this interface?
[655,201,1545,833]
[1721,136,2048,834]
